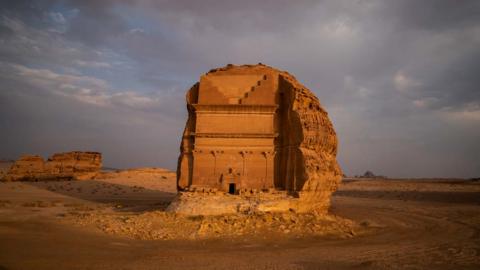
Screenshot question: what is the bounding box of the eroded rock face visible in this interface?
[4,155,46,181]
[173,64,342,215]
[45,151,102,179]
[4,151,102,181]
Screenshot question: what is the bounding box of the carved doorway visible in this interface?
[228,183,236,195]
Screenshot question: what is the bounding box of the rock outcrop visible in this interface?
[3,151,102,181]
[171,64,342,215]
[4,155,45,181]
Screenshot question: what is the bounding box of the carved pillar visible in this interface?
[211,150,216,177]
[240,151,246,176]
[191,149,200,186]
[262,151,275,189]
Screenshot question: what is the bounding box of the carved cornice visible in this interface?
[193,132,278,138]
[193,104,278,114]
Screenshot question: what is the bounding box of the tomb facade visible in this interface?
[173,64,342,214]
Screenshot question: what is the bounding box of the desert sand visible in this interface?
[0,169,479,269]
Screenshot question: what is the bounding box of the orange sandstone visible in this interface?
[4,151,102,181]
[171,64,342,215]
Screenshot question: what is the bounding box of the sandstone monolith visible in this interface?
[169,64,342,215]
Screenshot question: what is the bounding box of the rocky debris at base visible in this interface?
[64,208,356,240]
[166,190,333,216]
[3,151,102,181]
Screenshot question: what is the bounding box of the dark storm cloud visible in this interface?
[63,0,131,46]
[0,0,479,177]
[0,23,13,37]
[142,0,321,33]
[382,0,480,31]
[0,0,55,22]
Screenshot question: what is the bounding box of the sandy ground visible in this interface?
[0,172,479,270]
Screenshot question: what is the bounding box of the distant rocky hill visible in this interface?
[2,151,102,181]
[354,170,387,179]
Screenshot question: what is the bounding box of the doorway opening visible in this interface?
[228,183,236,195]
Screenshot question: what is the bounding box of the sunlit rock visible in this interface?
[169,64,342,215]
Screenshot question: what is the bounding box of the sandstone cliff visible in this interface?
[3,151,102,181]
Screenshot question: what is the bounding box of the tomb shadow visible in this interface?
[24,180,177,213]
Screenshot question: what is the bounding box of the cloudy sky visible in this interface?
[0,0,479,178]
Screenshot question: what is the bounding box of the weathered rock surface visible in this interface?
[3,151,102,181]
[45,151,102,180]
[173,64,342,215]
[4,155,45,181]
[0,160,14,180]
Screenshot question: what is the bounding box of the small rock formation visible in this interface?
[363,171,376,178]
[4,155,45,181]
[355,171,386,179]
[3,151,102,181]
[169,64,342,215]
[45,152,102,179]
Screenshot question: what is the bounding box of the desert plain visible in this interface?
[0,162,478,270]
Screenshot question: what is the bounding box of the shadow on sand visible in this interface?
[24,180,177,213]
[334,189,480,205]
